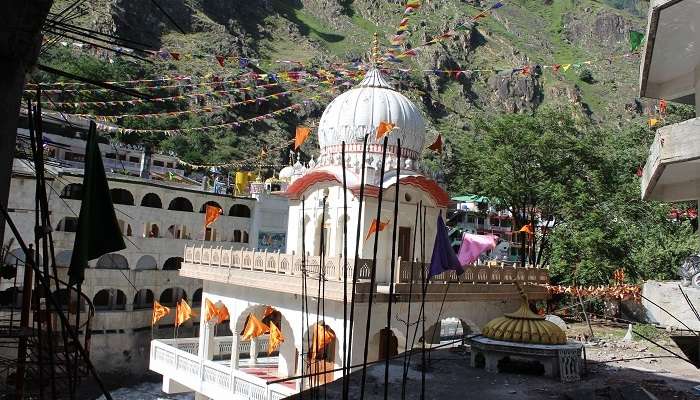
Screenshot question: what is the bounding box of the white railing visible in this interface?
[150,339,296,400]
[184,244,373,281]
[162,336,271,358]
[184,244,549,285]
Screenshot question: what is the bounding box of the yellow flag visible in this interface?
[268,321,285,355]
[152,301,170,326]
[240,313,270,341]
[175,299,194,327]
[205,298,218,323]
[562,64,572,72]
[648,118,659,127]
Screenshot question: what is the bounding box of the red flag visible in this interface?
[552,64,561,72]
[636,166,643,177]
[428,134,443,154]
[294,126,311,150]
[170,52,181,61]
[365,219,390,241]
[216,55,225,68]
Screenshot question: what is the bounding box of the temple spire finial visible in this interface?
[371,32,380,67]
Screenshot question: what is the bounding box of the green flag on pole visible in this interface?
[629,30,644,52]
[69,121,126,285]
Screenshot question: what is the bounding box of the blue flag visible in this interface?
[428,213,463,278]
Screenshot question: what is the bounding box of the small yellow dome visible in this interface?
[482,301,566,345]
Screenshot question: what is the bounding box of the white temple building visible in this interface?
[149,66,550,400]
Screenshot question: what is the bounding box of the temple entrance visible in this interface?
[378,327,399,360]
[398,227,412,260]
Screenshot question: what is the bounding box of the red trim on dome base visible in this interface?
[284,170,451,207]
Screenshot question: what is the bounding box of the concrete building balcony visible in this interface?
[641,118,700,201]
[150,338,296,400]
[181,244,549,301]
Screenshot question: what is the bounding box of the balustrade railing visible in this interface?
[150,339,295,400]
[162,335,270,358]
[184,244,549,285]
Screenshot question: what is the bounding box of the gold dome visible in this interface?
[481,284,566,345]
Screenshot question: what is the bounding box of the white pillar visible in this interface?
[198,320,215,360]
[229,320,240,370]
[695,65,700,117]
[250,338,258,366]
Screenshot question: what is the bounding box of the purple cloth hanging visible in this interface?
[428,213,463,278]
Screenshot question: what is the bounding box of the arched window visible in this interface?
[200,201,223,213]
[141,193,162,208]
[147,224,160,238]
[168,197,193,212]
[93,288,126,311]
[192,288,203,306]
[95,253,129,270]
[133,289,154,309]
[110,188,135,206]
[233,230,241,242]
[159,287,187,307]
[60,183,83,200]
[229,204,251,218]
[56,217,79,233]
[242,231,249,243]
[117,220,132,236]
[163,257,183,270]
[134,255,157,270]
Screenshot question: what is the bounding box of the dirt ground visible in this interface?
[293,320,699,400]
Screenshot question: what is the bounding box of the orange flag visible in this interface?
[205,205,221,227]
[310,324,335,360]
[518,223,534,235]
[428,134,443,154]
[263,305,275,318]
[205,298,218,323]
[151,301,170,326]
[175,299,194,327]
[217,304,230,323]
[268,321,285,355]
[240,313,270,341]
[376,121,396,140]
[365,219,390,241]
[294,126,311,150]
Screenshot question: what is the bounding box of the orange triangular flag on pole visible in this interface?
[428,134,443,154]
[217,304,230,323]
[263,305,275,318]
[294,126,311,150]
[310,324,335,360]
[205,298,218,323]
[518,223,534,235]
[240,313,270,341]
[365,219,391,241]
[205,205,221,228]
[268,321,285,355]
[376,121,396,140]
[175,299,193,327]
[152,301,170,326]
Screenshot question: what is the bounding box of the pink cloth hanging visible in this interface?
[457,233,498,266]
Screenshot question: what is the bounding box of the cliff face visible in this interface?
[45,0,650,163]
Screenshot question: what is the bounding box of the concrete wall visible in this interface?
[642,280,700,330]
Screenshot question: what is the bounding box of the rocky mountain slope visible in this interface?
[40,0,651,172]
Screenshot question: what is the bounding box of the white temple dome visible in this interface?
[317,68,426,158]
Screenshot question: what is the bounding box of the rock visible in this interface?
[488,71,542,113]
[623,324,633,342]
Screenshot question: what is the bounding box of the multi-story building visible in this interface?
[2,119,289,377]
[149,67,550,400]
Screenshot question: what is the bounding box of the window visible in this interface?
[105,153,116,159]
[153,160,164,167]
[60,183,83,200]
[133,289,154,309]
[93,289,127,311]
[64,152,84,162]
[159,287,187,307]
[200,201,223,213]
[168,197,193,212]
[163,257,183,270]
[242,231,249,243]
[467,215,475,223]
[477,217,485,226]
[229,204,251,218]
[109,188,135,206]
[118,154,126,161]
[233,230,241,242]
[166,162,173,168]
[129,156,140,163]
[140,193,162,208]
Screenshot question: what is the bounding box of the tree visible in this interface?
[445,106,697,285]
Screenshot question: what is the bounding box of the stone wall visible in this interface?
[642,281,700,331]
